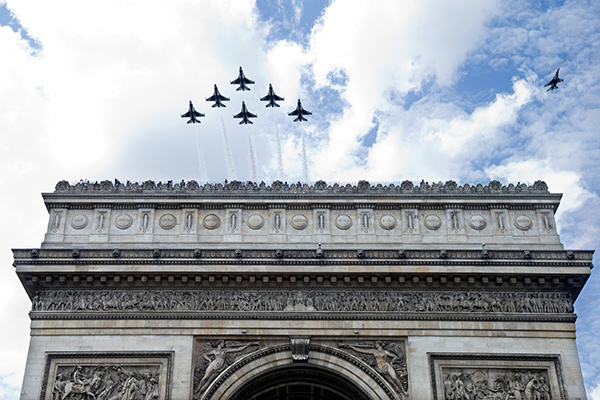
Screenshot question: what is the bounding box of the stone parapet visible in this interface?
[42,180,563,249]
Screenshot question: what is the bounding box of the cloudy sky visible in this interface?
[1,0,599,398]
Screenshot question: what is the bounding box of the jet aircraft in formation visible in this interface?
[544,69,563,91]
[231,66,255,91]
[206,84,230,108]
[180,101,205,124]
[233,101,257,125]
[182,67,313,124]
[260,84,284,107]
[288,99,312,122]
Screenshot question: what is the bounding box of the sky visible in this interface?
[0,0,599,398]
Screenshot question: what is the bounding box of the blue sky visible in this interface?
[1,0,599,398]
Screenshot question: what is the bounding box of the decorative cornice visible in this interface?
[52,179,552,196]
[13,248,594,263]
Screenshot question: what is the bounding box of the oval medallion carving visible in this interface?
[335,214,352,230]
[246,214,264,230]
[424,214,442,230]
[469,214,487,230]
[203,214,221,230]
[114,214,133,230]
[290,214,309,230]
[158,213,177,230]
[71,214,88,230]
[515,215,533,231]
[379,214,397,230]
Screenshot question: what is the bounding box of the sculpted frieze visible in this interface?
[441,368,551,400]
[32,290,573,315]
[41,353,172,400]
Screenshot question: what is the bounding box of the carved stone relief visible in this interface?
[317,212,326,232]
[441,367,550,400]
[41,353,172,400]
[202,214,220,230]
[515,215,533,231]
[158,214,177,230]
[71,214,88,230]
[450,211,460,233]
[246,214,264,230]
[380,214,397,230]
[541,212,553,233]
[424,214,442,230]
[495,212,506,233]
[32,289,573,315]
[339,340,408,399]
[96,211,107,233]
[360,212,370,233]
[468,214,487,231]
[430,354,566,400]
[273,212,282,233]
[192,340,260,398]
[229,212,238,233]
[51,211,62,233]
[115,214,133,230]
[141,212,150,233]
[184,212,194,233]
[290,214,308,230]
[335,214,352,230]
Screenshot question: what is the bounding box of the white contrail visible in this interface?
[301,129,309,182]
[247,126,259,182]
[194,124,208,182]
[221,116,237,180]
[274,121,284,180]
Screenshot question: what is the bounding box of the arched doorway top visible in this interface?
[201,343,400,400]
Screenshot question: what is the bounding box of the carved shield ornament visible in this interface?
[70,214,88,230]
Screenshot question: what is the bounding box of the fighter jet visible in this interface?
[231,66,255,91]
[180,101,205,124]
[544,69,564,91]
[233,101,257,124]
[260,84,284,107]
[206,84,230,108]
[288,99,312,122]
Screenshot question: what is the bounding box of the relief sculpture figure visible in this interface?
[341,341,408,399]
[194,340,260,397]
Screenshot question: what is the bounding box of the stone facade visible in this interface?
[13,180,592,399]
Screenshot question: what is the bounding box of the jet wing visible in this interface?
[233,111,245,118]
[246,110,257,118]
[231,77,255,85]
[288,109,299,116]
[181,111,192,118]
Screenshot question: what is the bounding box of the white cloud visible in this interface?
[306,0,500,178]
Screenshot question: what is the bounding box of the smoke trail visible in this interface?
[221,116,237,180]
[194,124,208,182]
[274,121,284,180]
[301,129,309,182]
[247,126,259,182]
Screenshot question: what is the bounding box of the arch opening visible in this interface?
[229,364,371,400]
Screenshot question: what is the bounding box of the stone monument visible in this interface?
[13,179,592,399]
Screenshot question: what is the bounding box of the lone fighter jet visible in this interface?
[231,66,255,91]
[206,84,230,108]
[233,101,257,124]
[260,84,284,107]
[181,101,205,124]
[288,99,312,122]
[544,69,564,91]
